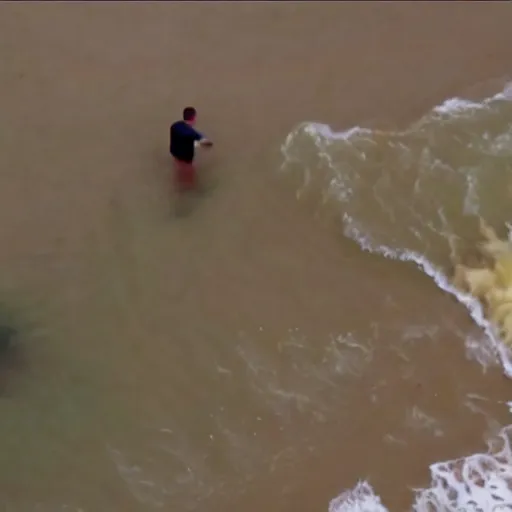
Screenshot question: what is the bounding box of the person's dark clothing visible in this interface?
[169,121,203,163]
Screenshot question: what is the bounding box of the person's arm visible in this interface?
[193,129,213,148]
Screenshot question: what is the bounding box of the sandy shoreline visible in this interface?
[2,2,512,511]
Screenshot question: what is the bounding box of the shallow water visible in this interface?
[2,3,512,512]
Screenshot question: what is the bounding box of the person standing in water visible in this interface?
[169,107,213,192]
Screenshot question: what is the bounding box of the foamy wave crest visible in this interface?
[331,425,512,512]
[329,481,388,512]
[280,82,512,377]
[342,212,512,378]
[430,83,512,116]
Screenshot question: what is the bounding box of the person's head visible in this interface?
[183,107,197,125]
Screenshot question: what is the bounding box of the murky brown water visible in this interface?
[2,3,512,511]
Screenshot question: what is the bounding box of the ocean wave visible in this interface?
[280,83,512,376]
[280,84,512,511]
[330,424,512,512]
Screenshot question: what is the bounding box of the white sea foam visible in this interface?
[431,88,508,116]
[282,84,512,511]
[328,481,388,512]
[329,415,512,512]
[432,98,487,116]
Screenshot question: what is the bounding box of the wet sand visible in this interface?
[2,2,512,511]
